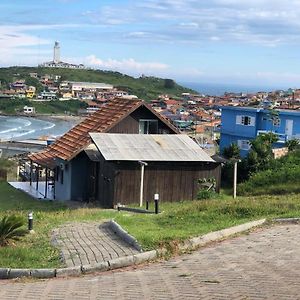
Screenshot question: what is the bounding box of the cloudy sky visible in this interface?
[1,0,300,88]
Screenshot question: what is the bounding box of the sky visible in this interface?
[1,0,300,89]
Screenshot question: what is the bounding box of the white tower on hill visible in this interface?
[53,41,60,64]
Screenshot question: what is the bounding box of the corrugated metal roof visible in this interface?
[90,133,215,162]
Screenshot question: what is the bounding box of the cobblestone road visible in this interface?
[52,222,139,267]
[1,224,300,299]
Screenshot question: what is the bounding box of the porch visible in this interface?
[9,181,55,200]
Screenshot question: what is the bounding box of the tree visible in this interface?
[0,77,9,89]
[267,108,279,135]
[286,139,300,152]
[222,143,240,159]
[164,79,175,89]
[247,132,278,172]
[25,77,44,93]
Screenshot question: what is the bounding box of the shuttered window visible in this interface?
[236,115,255,126]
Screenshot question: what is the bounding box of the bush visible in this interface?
[197,189,217,200]
[0,215,27,246]
[237,150,300,196]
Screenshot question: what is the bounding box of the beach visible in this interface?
[0,114,83,142]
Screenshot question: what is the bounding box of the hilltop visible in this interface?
[0,66,196,101]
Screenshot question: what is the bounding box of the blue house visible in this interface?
[220,106,300,156]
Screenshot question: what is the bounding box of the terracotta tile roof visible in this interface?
[29,98,178,167]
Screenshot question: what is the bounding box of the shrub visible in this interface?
[197,189,217,200]
[286,139,300,152]
[0,215,27,246]
[237,150,300,196]
[222,143,240,159]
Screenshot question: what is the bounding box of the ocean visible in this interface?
[180,82,289,96]
[0,116,77,142]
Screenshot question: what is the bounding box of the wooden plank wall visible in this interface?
[112,161,221,206]
[96,159,116,207]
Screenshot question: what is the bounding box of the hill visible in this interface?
[0,66,196,101]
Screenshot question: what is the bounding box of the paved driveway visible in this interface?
[52,222,139,267]
[1,224,300,299]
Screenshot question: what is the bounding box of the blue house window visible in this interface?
[236,115,255,126]
[273,117,281,127]
[238,140,251,150]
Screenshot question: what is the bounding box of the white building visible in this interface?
[39,42,85,69]
[53,41,60,64]
[23,106,36,114]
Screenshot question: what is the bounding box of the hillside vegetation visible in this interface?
[0,98,87,115]
[237,149,300,196]
[0,66,195,101]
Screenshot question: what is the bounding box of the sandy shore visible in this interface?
[34,114,85,123]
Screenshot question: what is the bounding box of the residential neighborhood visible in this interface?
[1,1,300,297]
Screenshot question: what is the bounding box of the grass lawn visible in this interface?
[0,181,300,268]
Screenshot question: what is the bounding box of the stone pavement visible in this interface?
[1,224,300,299]
[52,222,140,267]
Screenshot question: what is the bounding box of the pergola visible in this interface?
[19,157,56,199]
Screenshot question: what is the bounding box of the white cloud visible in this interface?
[85,55,169,75]
[84,0,300,46]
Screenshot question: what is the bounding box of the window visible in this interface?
[242,116,251,125]
[139,119,158,134]
[236,115,255,126]
[273,117,281,127]
[238,140,251,150]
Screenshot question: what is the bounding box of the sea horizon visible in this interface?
[180,81,293,96]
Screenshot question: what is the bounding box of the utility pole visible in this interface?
[138,161,148,207]
[232,159,241,199]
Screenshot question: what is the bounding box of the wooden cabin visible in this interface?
[28,99,178,201]
[28,98,220,204]
[89,133,221,207]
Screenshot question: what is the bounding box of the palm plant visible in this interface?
[0,215,27,246]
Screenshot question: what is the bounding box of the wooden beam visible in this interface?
[44,168,48,198]
[36,166,39,190]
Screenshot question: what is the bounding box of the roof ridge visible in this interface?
[29,99,144,165]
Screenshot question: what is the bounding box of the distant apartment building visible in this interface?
[63,81,114,98]
[220,106,300,156]
[38,91,57,100]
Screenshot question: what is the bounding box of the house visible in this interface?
[88,133,220,207]
[38,91,57,100]
[220,106,300,156]
[26,86,36,99]
[28,99,179,202]
[23,106,36,114]
[27,98,220,205]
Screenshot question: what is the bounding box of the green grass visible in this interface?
[0,98,88,115]
[0,182,300,268]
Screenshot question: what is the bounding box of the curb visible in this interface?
[179,219,266,251]
[0,218,266,280]
[108,219,143,252]
[273,218,300,223]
